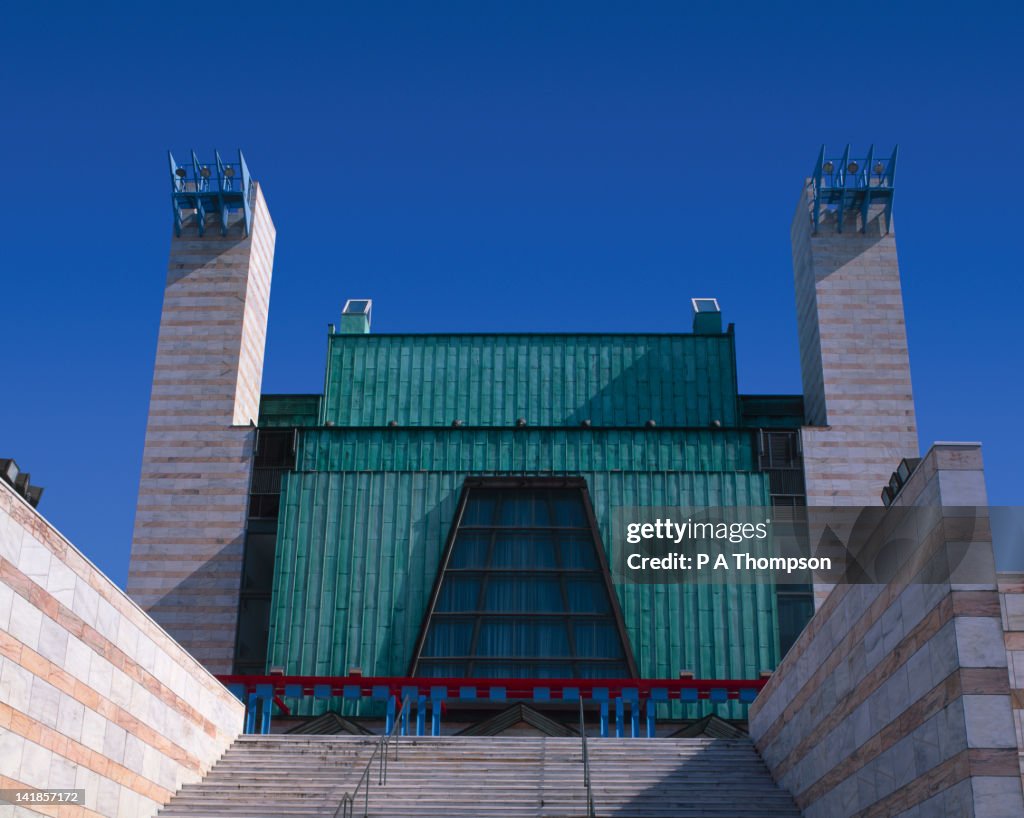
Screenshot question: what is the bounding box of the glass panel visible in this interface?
[418,661,467,677]
[535,664,573,678]
[235,597,270,664]
[564,578,611,613]
[531,493,551,526]
[491,533,557,569]
[462,493,497,526]
[474,662,574,678]
[551,490,586,527]
[422,619,474,657]
[577,663,628,679]
[484,577,563,612]
[498,492,532,526]
[572,622,624,658]
[242,533,277,590]
[558,534,598,569]
[477,619,570,657]
[436,577,482,612]
[778,594,814,656]
[449,533,491,568]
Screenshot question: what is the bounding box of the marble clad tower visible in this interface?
[792,146,919,606]
[127,151,275,672]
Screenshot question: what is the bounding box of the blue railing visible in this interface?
[810,144,897,233]
[168,149,254,236]
[219,673,767,737]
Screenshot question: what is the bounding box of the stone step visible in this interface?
[158,736,802,818]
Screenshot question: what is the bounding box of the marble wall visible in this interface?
[1,478,244,816]
[749,444,1023,817]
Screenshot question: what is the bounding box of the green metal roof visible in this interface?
[321,333,740,428]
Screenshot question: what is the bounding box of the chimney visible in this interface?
[340,299,372,334]
[691,298,722,334]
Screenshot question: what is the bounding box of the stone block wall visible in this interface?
[0,478,244,816]
[998,571,1024,790]
[749,444,1023,817]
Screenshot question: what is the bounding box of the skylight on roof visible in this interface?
[691,298,720,313]
[343,299,372,315]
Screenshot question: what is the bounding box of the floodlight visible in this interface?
[847,161,859,173]
[200,166,211,178]
[175,167,187,178]
[822,161,834,174]
[224,166,235,178]
[0,459,18,485]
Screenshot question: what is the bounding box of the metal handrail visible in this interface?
[334,696,410,818]
[578,697,595,818]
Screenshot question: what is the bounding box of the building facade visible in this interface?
[128,146,916,722]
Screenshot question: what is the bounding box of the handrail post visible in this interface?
[332,694,410,818]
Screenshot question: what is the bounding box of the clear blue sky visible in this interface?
[2,2,1021,587]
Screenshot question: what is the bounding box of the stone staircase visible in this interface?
[157,734,801,817]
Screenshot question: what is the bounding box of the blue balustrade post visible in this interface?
[401,686,417,736]
[615,697,624,738]
[599,701,608,738]
[621,689,639,738]
[254,685,274,735]
[430,687,446,737]
[245,693,257,734]
[260,695,272,735]
[646,699,655,738]
[416,694,427,736]
[385,695,396,735]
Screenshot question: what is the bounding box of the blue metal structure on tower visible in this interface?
[169,149,255,237]
[811,144,897,234]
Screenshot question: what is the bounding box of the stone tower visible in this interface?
[792,146,919,605]
[127,151,275,672]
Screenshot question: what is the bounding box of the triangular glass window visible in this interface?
[410,478,636,678]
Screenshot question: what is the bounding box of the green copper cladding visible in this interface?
[259,394,322,428]
[259,329,786,717]
[320,333,740,428]
[251,325,794,716]
[266,429,776,716]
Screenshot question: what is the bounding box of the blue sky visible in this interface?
[2,2,1022,586]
